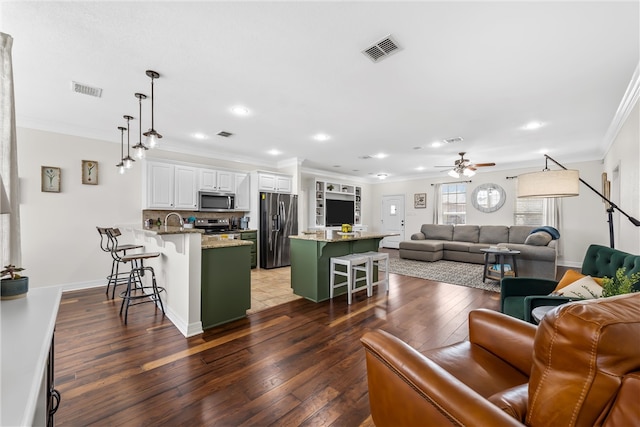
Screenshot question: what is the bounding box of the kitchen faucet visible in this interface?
[164,212,184,228]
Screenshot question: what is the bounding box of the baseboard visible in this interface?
[164,305,203,338]
[60,279,104,292]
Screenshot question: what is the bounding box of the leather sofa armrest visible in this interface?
[361,330,524,427]
[468,309,536,375]
[410,232,426,240]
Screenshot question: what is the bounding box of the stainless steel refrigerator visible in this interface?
[259,192,298,269]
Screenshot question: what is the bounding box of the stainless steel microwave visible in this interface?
[198,191,235,212]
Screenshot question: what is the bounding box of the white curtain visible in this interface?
[1,32,21,268]
[543,197,562,257]
[432,183,441,224]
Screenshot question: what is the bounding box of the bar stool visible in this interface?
[96,227,143,299]
[330,253,371,304]
[106,228,165,324]
[361,251,390,295]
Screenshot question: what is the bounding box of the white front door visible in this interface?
[381,194,405,248]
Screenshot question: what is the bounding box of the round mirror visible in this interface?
[472,183,506,213]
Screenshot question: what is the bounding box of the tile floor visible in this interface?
[247,248,398,314]
[248,266,301,314]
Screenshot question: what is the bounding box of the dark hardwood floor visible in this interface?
[54,260,502,426]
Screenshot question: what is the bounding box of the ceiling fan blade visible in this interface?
[468,166,477,171]
[470,162,496,167]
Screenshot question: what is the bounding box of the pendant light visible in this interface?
[132,93,148,159]
[122,115,135,169]
[143,70,162,148]
[116,126,126,174]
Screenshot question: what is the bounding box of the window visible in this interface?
[514,198,543,225]
[440,183,467,225]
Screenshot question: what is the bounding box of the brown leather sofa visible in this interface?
[360,293,640,426]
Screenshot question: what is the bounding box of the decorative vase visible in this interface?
[1,277,29,300]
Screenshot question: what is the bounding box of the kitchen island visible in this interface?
[127,226,252,337]
[289,231,397,302]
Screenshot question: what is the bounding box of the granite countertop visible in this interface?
[140,225,205,235]
[290,230,398,242]
[201,236,254,249]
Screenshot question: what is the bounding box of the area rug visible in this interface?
[383,258,501,292]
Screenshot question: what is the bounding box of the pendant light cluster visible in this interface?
[115,70,162,174]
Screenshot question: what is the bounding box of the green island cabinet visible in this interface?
[240,230,257,268]
[289,236,382,302]
[201,244,251,329]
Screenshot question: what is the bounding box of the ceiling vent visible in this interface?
[444,137,464,144]
[362,35,402,63]
[217,131,233,138]
[71,81,102,98]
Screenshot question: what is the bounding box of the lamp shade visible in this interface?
[517,169,580,198]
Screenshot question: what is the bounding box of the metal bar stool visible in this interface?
[361,251,390,295]
[96,227,143,299]
[330,253,371,304]
[106,229,165,324]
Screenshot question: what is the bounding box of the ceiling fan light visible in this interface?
[448,169,460,178]
[463,168,475,177]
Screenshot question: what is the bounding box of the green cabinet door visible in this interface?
[201,245,251,329]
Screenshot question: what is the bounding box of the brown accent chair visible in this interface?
[360,293,640,426]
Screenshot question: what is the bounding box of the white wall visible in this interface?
[370,160,611,267]
[17,128,143,288]
[604,100,640,254]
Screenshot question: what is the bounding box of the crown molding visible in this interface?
[602,61,640,155]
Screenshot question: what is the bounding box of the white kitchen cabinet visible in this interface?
[146,162,197,210]
[174,166,198,209]
[235,172,250,210]
[199,169,234,192]
[147,162,175,208]
[258,172,292,193]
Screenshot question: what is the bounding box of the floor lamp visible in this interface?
[517,154,640,249]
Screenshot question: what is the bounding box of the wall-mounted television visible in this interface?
[326,199,355,226]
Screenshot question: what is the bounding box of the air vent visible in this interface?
[358,155,372,160]
[362,35,402,63]
[217,131,233,138]
[444,137,464,144]
[71,81,102,98]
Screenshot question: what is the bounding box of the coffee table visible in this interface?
[480,248,521,282]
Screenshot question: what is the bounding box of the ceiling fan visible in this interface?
[435,152,496,178]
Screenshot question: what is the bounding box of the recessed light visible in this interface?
[231,105,250,116]
[431,141,443,148]
[372,153,388,159]
[192,132,208,140]
[523,121,543,130]
[312,133,331,141]
[377,173,388,179]
[415,166,425,171]
[267,149,281,156]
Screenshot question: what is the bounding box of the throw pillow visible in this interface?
[524,231,552,246]
[555,270,604,291]
[552,276,602,299]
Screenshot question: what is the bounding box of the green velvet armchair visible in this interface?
[501,244,640,323]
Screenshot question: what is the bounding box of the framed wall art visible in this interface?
[414,193,426,209]
[41,166,61,193]
[82,160,98,185]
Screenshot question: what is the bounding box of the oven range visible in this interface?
[194,218,240,238]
